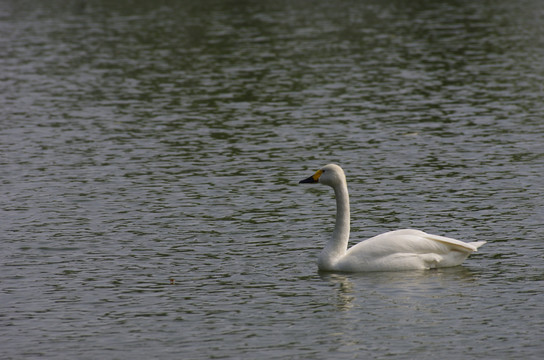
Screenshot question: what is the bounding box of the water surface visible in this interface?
[1,0,543,359]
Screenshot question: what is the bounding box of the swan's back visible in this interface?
[330,229,485,272]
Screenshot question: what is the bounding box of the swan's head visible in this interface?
[299,164,346,187]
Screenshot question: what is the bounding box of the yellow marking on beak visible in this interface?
[312,169,323,181]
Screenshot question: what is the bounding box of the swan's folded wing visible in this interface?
[422,233,485,253]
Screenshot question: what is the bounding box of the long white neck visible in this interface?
[318,178,350,270]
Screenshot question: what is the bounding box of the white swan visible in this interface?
[299,164,486,272]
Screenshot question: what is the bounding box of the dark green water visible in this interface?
[1,0,543,359]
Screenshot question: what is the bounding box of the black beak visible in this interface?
[299,175,318,184]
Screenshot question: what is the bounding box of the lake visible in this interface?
[1,0,543,358]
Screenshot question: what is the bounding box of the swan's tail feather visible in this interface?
[468,241,486,250]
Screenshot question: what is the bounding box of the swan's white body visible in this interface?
[299,164,486,272]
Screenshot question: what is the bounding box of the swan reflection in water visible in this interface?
[320,266,483,312]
